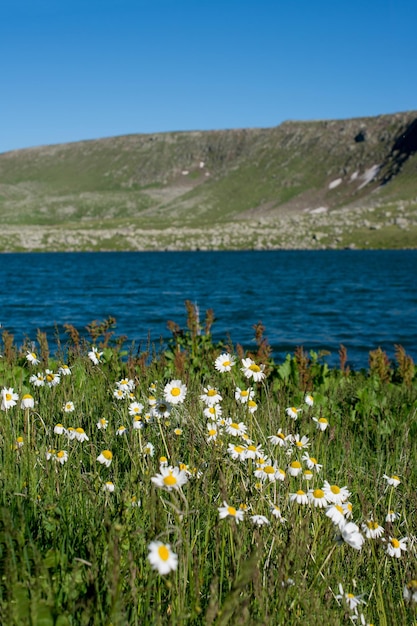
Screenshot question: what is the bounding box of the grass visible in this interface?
[0,306,417,624]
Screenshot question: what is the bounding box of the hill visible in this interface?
[1,111,417,251]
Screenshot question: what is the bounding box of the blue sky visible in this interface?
[2,0,417,153]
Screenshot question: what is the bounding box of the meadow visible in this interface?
[0,304,416,625]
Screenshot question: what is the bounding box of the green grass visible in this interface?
[0,308,416,624]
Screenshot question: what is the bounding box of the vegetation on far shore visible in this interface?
[1,303,417,624]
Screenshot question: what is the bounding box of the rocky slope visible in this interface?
[0,111,416,251]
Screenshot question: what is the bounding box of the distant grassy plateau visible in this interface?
[1,111,417,251]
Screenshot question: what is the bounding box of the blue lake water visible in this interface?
[1,249,416,369]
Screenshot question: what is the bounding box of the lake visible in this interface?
[1,249,416,369]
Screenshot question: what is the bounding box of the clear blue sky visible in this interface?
[2,0,416,153]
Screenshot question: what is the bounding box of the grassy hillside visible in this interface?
[1,111,417,250]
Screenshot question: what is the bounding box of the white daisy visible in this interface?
[163,379,187,405]
[148,541,178,575]
[214,353,236,372]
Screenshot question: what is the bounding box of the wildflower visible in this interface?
[403,580,417,604]
[103,481,115,492]
[1,387,19,410]
[30,372,45,387]
[244,443,264,459]
[303,470,313,481]
[312,417,329,431]
[20,394,35,409]
[151,465,188,491]
[46,449,68,464]
[362,519,384,539]
[148,396,157,407]
[129,401,144,416]
[204,404,222,419]
[200,386,222,406]
[132,416,144,429]
[97,450,113,467]
[268,429,290,447]
[206,422,218,442]
[248,399,258,413]
[116,378,135,392]
[291,434,310,449]
[214,353,236,372]
[241,357,266,382]
[66,427,76,440]
[63,401,75,413]
[255,460,285,482]
[270,504,287,523]
[159,456,168,467]
[385,510,400,522]
[302,453,322,472]
[308,488,328,508]
[322,480,351,505]
[225,419,247,437]
[343,502,353,518]
[54,423,66,434]
[45,370,60,387]
[383,474,401,487]
[235,387,254,404]
[326,504,347,529]
[75,427,89,442]
[148,381,158,394]
[59,364,71,376]
[336,583,365,614]
[227,443,247,461]
[113,388,127,400]
[386,536,407,558]
[290,490,309,505]
[88,347,103,364]
[152,400,172,419]
[251,514,270,526]
[130,495,140,507]
[148,541,178,575]
[96,418,108,430]
[26,351,40,365]
[55,450,68,464]
[339,521,365,550]
[143,442,155,456]
[164,379,187,405]
[288,460,303,477]
[286,406,301,420]
[218,501,245,523]
[304,393,314,406]
[14,436,24,449]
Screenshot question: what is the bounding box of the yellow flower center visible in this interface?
[230,422,239,430]
[247,445,256,452]
[227,506,236,516]
[310,457,318,464]
[318,418,328,423]
[335,505,344,514]
[249,364,261,372]
[22,394,33,400]
[163,474,177,486]
[264,465,275,474]
[102,450,112,460]
[290,461,301,469]
[158,545,170,561]
[296,441,303,447]
[330,485,341,494]
[207,389,216,396]
[76,428,85,434]
[57,451,65,458]
[391,538,400,548]
[367,521,379,529]
[223,360,230,367]
[234,446,245,454]
[296,490,306,496]
[6,393,12,401]
[347,593,355,599]
[208,429,216,436]
[46,374,54,382]
[171,387,181,397]
[391,475,399,481]
[241,390,248,397]
[313,489,325,499]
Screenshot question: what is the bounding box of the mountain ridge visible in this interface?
[1,110,416,251]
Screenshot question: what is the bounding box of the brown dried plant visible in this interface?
[394,344,415,386]
[339,344,350,375]
[368,347,391,383]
